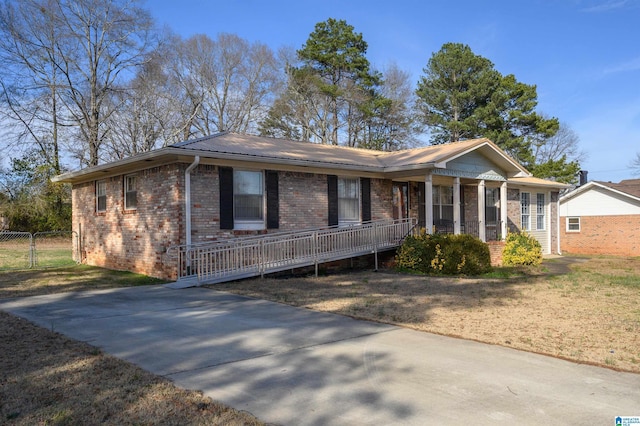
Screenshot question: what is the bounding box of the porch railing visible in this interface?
[433,220,503,241]
[167,218,416,285]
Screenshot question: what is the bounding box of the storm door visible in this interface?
[392,182,409,220]
[485,187,501,240]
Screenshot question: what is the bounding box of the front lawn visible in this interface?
[214,255,640,373]
[0,265,263,425]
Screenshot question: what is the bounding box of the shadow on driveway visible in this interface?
[1,284,638,425]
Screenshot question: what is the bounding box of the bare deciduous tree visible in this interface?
[54,0,157,166]
[361,62,420,151]
[1,0,157,167]
[167,33,284,139]
[0,0,69,174]
[532,120,586,165]
[630,152,640,176]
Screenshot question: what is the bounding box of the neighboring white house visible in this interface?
[559,179,640,256]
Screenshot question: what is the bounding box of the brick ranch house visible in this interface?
[53,132,567,280]
[559,179,640,256]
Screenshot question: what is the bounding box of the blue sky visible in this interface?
[149,0,640,182]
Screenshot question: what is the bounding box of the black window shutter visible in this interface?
[417,182,425,228]
[327,175,338,226]
[266,170,279,229]
[361,177,371,222]
[219,167,234,230]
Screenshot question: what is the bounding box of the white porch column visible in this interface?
[425,173,434,233]
[500,181,508,240]
[478,180,486,242]
[453,177,461,235]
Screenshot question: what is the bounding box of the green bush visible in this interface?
[502,232,542,266]
[395,230,492,275]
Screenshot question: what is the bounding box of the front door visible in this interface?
[392,182,409,220]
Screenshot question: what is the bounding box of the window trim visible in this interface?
[233,169,265,230]
[521,192,531,231]
[567,216,581,232]
[96,180,106,213]
[432,185,454,223]
[338,176,361,226]
[124,174,138,211]
[536,193,546,231]
[485,187,500,225]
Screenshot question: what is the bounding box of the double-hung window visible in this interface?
[521,192,530,231]
[567,217,580,232]
[96,180,106,212]
[485,187,500,225]
[432,186,454,223]
[536,193,546,230]
[234,170,264,229]
[338,177,360,225]
[124,175,137,210]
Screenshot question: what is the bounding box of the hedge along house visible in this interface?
[53,132,567,281]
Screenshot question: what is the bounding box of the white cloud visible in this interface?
[603,56,640,75]
[581,0,633,13]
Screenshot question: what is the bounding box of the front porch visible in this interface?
[393,172,511,244]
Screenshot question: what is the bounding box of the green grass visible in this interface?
[34,248,77,268]
[0,243,76,270]
[0,247,31,270]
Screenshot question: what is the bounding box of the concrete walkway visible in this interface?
[1,285,638,425]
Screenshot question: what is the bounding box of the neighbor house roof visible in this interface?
[52,132,564,189]
[560,179,640,203]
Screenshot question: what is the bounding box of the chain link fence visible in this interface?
[0,231,78,270]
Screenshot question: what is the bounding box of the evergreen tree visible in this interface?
[416,43,559,166]
[260,18,418,149]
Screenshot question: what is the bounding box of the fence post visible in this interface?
[29,233,35,268]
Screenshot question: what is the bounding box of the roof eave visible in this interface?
[52,146,387,184]
[51,148,184,183]
[560,181,640,203]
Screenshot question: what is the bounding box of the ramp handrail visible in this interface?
[167,218,415,285]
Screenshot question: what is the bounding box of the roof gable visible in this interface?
[560,180,640,204]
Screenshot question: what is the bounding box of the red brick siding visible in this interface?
[560,215,640,256]
[506,188,521,233]
[72,165,183,279]
[487,241,505,266]
[279,172,329,230]
[73,167,397,279]
[371,179,393,222]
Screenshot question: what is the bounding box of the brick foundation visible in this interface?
[487,241,505,266]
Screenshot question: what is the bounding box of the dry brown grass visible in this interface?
[0,265,167,299]
[214,256,640,373]
[0,265,264,426]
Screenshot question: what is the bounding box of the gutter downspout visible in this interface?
[185,156,200,249]
[557,193,562,255]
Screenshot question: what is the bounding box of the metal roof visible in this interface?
[52,132,565,189]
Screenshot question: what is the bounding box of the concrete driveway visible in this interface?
[1,285,638,425]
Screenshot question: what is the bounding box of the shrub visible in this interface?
[395,231,492,275]
[502,232,542,266]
